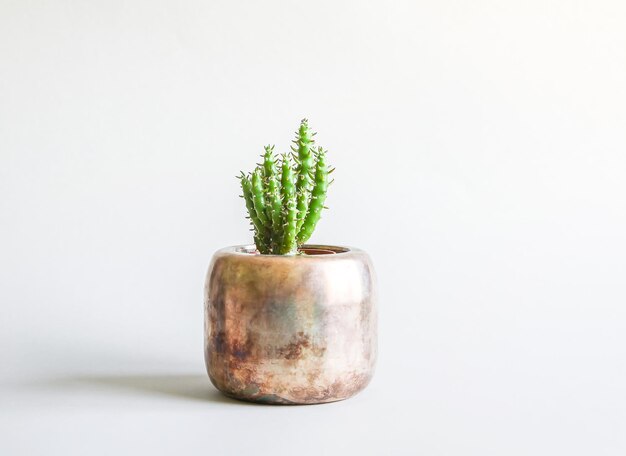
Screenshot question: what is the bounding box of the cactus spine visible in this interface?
[239,119,331,255]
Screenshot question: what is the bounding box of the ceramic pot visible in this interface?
[204,244,377,404]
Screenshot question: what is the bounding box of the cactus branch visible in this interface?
[294,119,315,234]
[240,173,269,253]
[263,145,283,251]
[297,147,329,244]
[251,167,269,228]
[279,155,298,255]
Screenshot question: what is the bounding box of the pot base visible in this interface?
[208,369,374,405]
[218,391,359,406]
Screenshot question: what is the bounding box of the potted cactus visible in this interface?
[204,119,377,404]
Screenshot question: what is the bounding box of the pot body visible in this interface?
[204,245,377,404]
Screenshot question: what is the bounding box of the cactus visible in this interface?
[238,119,332,255]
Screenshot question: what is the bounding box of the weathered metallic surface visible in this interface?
[204,244,377,404]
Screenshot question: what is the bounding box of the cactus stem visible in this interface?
[279,154,298,254]
[296,147,328,245]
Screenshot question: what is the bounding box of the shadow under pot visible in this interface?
[204,244,378,404]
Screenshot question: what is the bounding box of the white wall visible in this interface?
[1,1,625,454]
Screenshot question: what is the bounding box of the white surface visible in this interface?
[1,1,626,454]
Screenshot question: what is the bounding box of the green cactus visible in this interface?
[238,119,332,255]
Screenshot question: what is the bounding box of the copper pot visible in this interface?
[204,244,377,404]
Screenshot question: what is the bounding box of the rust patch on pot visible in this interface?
[278,332,310,359]
[276,332,326,360]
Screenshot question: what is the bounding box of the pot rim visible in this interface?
[217,244,363,258]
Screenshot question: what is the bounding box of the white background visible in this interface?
[1,0,625,454]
